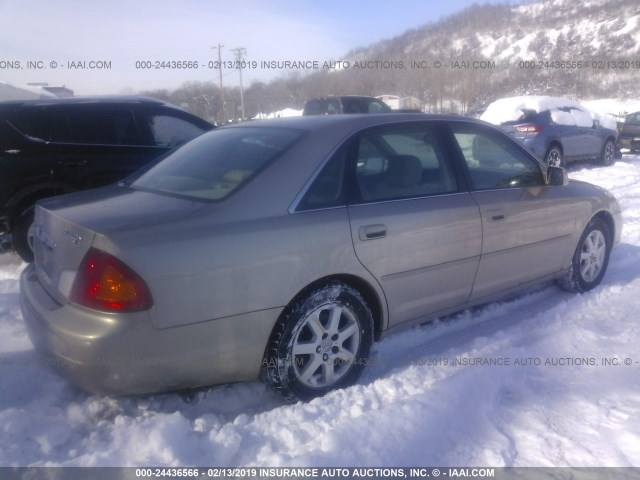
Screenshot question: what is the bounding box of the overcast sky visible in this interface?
[1,0,520,95]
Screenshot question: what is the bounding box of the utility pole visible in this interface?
[213,43,226,125]
[231,47,247,121]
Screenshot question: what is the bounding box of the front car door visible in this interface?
[449,123,578,301]
[571,107,603,159]
[346,122,482,328]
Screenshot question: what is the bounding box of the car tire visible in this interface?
[544,145,564,168]
[600,139,616,166]
[262,282,374,402]
[559,217,611,293]
[12,207,35,263]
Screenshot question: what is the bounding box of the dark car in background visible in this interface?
[303,96,393,115]
[0,96,213,260]
[481,96,618,168]
[617,111,640,153]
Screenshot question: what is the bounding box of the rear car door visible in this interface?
[549,108,584,160]
[573,107,603,159]
[2,106,70,197]
[2,104,160,205]
[346,122,482,327]
[449,123,577,300]
[52,104,165,187]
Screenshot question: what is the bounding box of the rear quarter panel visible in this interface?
[91,123,388,331]
[93,206,380,330]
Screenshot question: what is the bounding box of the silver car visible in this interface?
[20,114,622,402]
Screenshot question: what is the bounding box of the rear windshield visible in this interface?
[500,109,548,125]
[131,126,302,201]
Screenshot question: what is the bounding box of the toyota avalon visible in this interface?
[20,114,622,402]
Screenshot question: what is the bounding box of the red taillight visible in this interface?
[515,124,543,134]
[70,248,153,312]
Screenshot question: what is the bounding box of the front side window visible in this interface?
[452,126,544,190]
[366,99,390,113]
[303,98,341,115]
[354,125,458,202]
[148,114,207,147]
[132,127,302,201]
[626,112,640,123]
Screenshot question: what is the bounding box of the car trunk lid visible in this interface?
[32,185,210,305]
[33,206,96,305]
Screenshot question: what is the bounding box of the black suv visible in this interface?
[0,96,213,261]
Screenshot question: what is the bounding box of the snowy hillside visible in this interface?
[351,0,640,61]
[1,152,640,467]
[324,0,640,112]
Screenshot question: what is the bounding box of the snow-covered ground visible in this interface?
[1,156,640,468]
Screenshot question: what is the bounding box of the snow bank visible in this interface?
[481,95,617,130]
[253,108,302,119]
[581,98,640,128]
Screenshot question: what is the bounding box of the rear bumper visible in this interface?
[20,264,281,395]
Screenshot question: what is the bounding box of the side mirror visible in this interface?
[547,166,569,186]
[593,119,600,128]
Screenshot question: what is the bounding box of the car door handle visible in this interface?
[58,159,87,167]
[358,224,387,240]
[4,149,20,155]
[488,209,505,222]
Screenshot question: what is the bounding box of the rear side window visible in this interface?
[132,127,302,201]
[147,114,207,147]
[66,107,144,145]
[354,125,458,202]
[10,105,147,145]
[341,98,364,113]
[297,144,349,210]
[452,126,544,190]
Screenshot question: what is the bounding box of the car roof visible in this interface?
[307,95,380,100]
[0,95,178,109]
[227,113,488,131]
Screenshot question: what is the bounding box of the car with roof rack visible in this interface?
[480,96,618,168]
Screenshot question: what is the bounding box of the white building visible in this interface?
[0,81,74,101]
